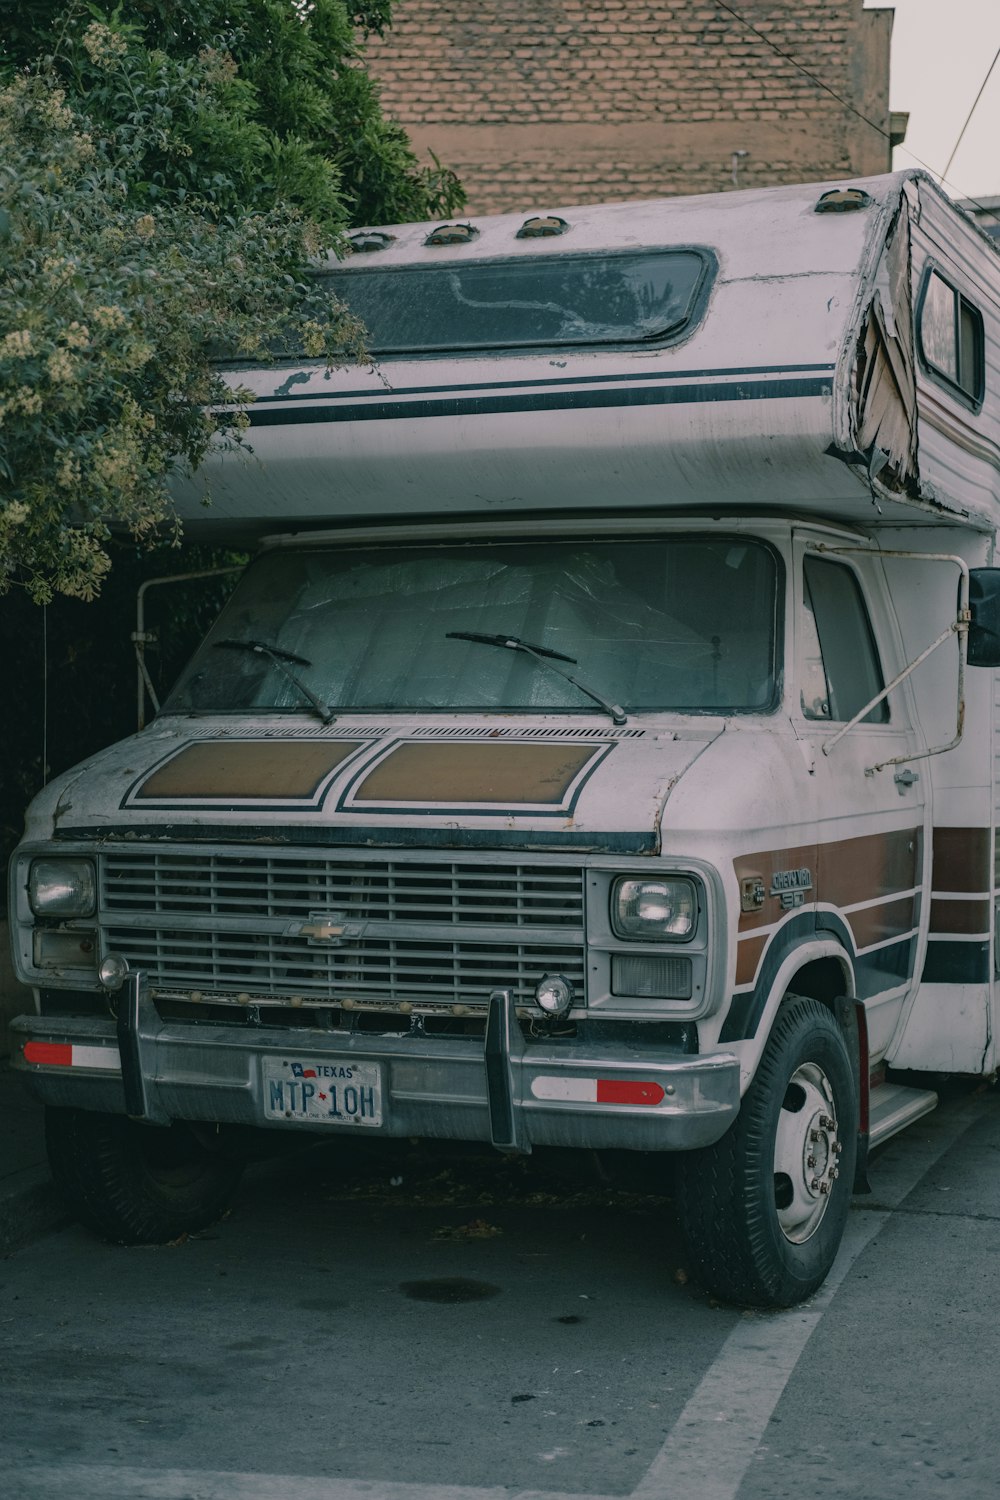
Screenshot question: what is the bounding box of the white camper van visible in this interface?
[10,171,1000,1307]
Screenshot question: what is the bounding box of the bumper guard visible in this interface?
[12,984,740,1153]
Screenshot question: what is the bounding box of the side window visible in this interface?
[918,267,984,408]
[801,558,888,724]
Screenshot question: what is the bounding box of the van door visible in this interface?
[791,533,929,1060]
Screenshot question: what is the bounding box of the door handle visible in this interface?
[894,769,919,793]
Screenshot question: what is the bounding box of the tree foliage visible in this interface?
[0,68,365,602]
[1,2,462,231]
[0,3,464,601]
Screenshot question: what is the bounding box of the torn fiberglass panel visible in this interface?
[855,200,917,488]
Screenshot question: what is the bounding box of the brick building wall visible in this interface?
[367,1,902,215]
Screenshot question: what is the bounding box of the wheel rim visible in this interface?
[772,1061,842,1244]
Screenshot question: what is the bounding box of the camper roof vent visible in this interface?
[348,230,396,253]
[517,215,570,239]
[425,222,479,247]
[815,187,872,214]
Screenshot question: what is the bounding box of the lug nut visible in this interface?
[809,1129,820,1142]
[833,1141,843,1155]
[819,1182,831,1195]
[832,1168,839,1179]
[807,1154,817,1168]
[820,1115,835,1130]
[810,1179,819,1191]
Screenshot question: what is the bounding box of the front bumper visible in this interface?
[10,987,740,1153]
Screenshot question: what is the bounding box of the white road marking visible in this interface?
[7,1095,989,1500]
[0,1471,593,1500]
[629,1094,987,1500]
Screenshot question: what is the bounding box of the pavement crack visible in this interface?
[862,1204,1000,1223]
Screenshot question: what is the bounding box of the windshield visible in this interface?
[165,536,780,717]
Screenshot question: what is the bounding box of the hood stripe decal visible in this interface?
[338,740,613,815]
[123,737,620,819]
[126,739,370,808]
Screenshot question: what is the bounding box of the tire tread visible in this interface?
[676,996,857,1307]
[46,1107,243,1245]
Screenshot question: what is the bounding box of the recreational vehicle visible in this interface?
[10,171,1000,1307]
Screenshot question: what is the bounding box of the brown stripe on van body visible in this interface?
[735,893,917,992]
[818,828,920,909]
[349,740,603,807]
[932,827,991,893]
[135,740,366,801]
[928,897,991,937]
[735,932,768,986]
[734,827,920,934]
[847,894,918,951]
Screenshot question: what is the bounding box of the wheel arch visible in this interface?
[739,939,856,1091]
[781,954,855,1010]
[745,940,870,1195]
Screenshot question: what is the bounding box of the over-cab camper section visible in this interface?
[170,173,1000,534]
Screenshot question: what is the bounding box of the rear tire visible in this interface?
[676,995,857,1307]
[45,1107,243,1245]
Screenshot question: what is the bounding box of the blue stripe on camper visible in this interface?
[248,361,837,406]
[921,938,991,984]
[245,373,834,428]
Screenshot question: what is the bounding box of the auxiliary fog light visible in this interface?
[535,973,575,1017]
[98,953,130,992]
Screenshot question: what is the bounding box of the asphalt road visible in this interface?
[2,1082,998,1500]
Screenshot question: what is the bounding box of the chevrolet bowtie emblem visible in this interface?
[288,912,366,945]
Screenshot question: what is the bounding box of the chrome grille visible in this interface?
[99,851,586,1007]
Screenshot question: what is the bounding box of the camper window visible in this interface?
[917,267,984,409]
[801,558,888,725]
[315,250,714,355]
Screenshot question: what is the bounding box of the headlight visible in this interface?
[28,858,96,918]
[612,877,696,941]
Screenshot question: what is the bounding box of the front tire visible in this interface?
[676,996,857,1307]
[45,1107,244,1245]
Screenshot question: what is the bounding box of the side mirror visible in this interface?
[967,569,1000,667]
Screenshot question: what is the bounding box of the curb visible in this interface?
[0,1059,70,1255]
[0,1166,68,1256]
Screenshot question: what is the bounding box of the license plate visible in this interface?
[263,1057,383,1127]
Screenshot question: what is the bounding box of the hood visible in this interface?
[34,715,726,855]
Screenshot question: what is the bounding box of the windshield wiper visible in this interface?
[446,631,627,726]
[213,638,335,725]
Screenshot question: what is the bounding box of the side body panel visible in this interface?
[874,528,997,1073]
[666,527,930,1090]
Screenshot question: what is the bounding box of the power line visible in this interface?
[709,0,1000,227]
[942,42,1000,181]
